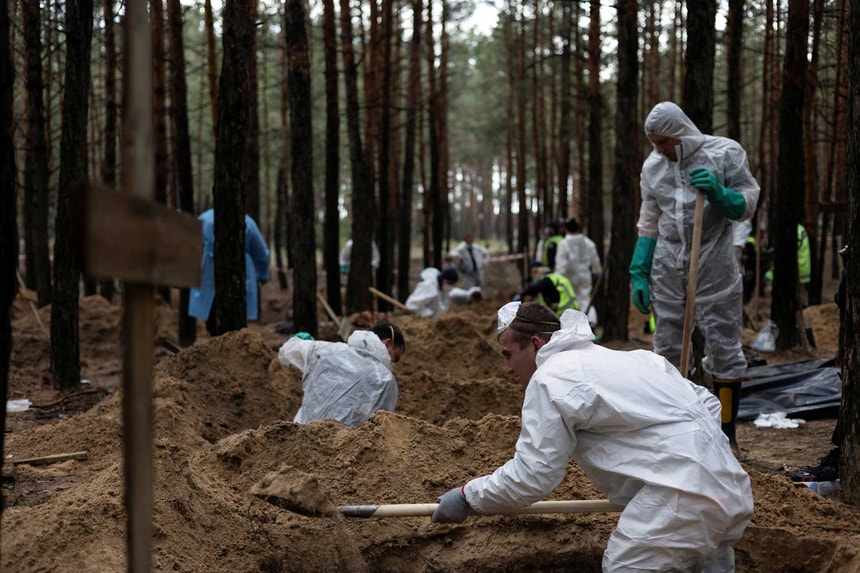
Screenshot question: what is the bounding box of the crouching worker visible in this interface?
[432,302,753,573]
[278,323,406,428]
[516,262,579,315]
[405,267,459,317]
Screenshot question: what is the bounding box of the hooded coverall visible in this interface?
[278,331,397,428]
[405,267,452,317]
[638,102,760,380]
[465,310,754,572]
[555,232,602,324]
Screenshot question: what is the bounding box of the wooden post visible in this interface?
[71,3,202,571]
[680,191,705,379]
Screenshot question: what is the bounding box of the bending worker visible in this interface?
[516,262,579,315]
[188,209,270,336]
[629,101,760,453]
[278,323,406,428]
[405,267,459,318]
[431,302,754,572]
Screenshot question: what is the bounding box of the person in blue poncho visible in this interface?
[188,209,271,335]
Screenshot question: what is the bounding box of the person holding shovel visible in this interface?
[629,101,760,454]
[431,302,753,572]
[278,323,405,428]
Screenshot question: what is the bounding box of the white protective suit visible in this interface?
[278,331,397,428]
[449,241,489,289]
[638,102,760,379]
[554,232,602,324]
[405,268,450,317]
[465,310,754,572]
[339,240,380,271]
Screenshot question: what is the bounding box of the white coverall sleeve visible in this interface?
[278,338,328,371]
[464,377,575,513]
[636,173,660,239]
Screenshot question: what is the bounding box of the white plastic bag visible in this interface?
[751,320,778,352]
[753,412,805,429]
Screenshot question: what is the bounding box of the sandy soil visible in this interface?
[3,259,857,572]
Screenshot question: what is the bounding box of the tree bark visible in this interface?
[245,0,260,224]
[285,0,317,334]
[168,0,198,346]
[51,0,93,389]
[322,0,341,314]
[98,0,117,301]
[340,0,374,313]
[840,0,860,503]
[726,0,743,142]
[151,0,171,305]
[556,2,571,221]
[1,0,19,514]
[603,0,638,342]
[771,0,809,350]
[683,0,716,132]
[398,0,421,302]
[375,0,395,308]
[204,0,219,131]
[587,0,606,319]
[23,0,51,307]
[212,0,254,335]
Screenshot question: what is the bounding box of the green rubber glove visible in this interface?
[293,332,314,341]
[629,236,656,315]
[689,168,746,220]
[339,264,348,274]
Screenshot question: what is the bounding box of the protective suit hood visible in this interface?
[644,101,707,160]
[535,309,594,366]
[347,330,392,369]
[419,267,441,282]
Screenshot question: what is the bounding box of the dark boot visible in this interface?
[713,379,742,456]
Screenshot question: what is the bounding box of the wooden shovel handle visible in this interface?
[340,499,624,518]
[680,190,705,378]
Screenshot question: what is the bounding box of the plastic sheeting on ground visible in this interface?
[738,358,841,421]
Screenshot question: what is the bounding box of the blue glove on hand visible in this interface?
[293,332,314,341]
[629,237,656,315]
[689,168,746,220]
[431,486,472,524]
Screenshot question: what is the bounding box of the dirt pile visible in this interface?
[4,285,860,572]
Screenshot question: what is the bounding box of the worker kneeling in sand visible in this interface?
[432,302,753,573]
[278,323,406,428]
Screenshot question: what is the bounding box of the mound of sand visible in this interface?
[4,288,860,572]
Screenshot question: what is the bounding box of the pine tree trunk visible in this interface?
[603,0,638,342]
[212,0,254,335]
[322,0,341,314]
[98,0,117,301]
[285,0,317,334]
[771,0,809,350]
[23,0,52,307]
[340,0,374,313]
[375,0,394,309]
[204,0,219,131]
[51,0,93,389]
[683,0,716,132]
[245,0,260,224]
[840,0,860,503]
[168,0,198,346]
[1,0,19,499]
[151,0,172,305]
[726,0,743,142]
[398,0,421,302]
[804,0,824,306]
[556,2,571,221]
[515,7,529,269]
[587,0,606,319]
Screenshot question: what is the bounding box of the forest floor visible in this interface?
[3,257,859,572]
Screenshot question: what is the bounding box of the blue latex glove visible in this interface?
[512,294,522,302]
[629,237,656,315]
[689,168,746,220]
[431,486,472,524]
[293,332,314,341]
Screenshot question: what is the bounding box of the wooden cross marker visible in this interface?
[72,1,201,571]
[73,184,201,573]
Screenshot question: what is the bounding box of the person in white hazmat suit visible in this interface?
[431,302,754,572]
[554,217,602,326]
[278,323,405,428]
[405,267,459,317]
[629,101,760,454]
